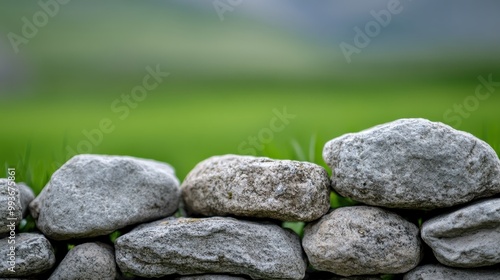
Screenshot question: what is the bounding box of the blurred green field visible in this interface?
[1,1,499,195]
[2,77,499,194]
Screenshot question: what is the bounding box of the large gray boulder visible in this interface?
[0,179,22,235]
[323,118,500,209]
[421,198,500,267]
[0,233,55,277]
[29,154,181,240]
[182,155,330,222]
[116,217,307,279]
[303,206,422,276]
[404,264,500,280]
[48,242,116,280]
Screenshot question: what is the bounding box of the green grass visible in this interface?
[2,79,499,193]
[2,78,499,280]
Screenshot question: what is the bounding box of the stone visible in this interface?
[306,274,381,280]
[0,233,55,277]
[404,264,500,280]
[421,198,500,268]
[323,118,500,209]
[300,269,381,280]
[29,154,181,240]
[17,183,35,218]
[176,276,248,280]
[116,217,306,279]
[0,179,22,235]
[48,242,116,280]
[303,206,422,276]
[328,277,381,280]
[182,155,330,222]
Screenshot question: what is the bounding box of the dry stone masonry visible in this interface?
[420,198,500,268]
[0,118,499,279]
[0,179,22,235]
[115,217,306,279]
[323,118,500,209]
[0,233,55,277]
[48,242,117,280]
[16,183,34,219]
[175,276,249,280]
[30,155,181,240]
[403,264,500,280]
[181,155,331,222]
[302,206,422,276]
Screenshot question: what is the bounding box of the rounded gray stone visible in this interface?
[29,154,181,240]
[116,217,307,279]
[17,183,35,218]
[323,118,500,209]
[0,233,55,277]
[48,242,116,280]
[328,277,381,280]
[404,264,500,280]
[311,276,380,280]
[421,198,500,268]
[303,206,422,276]
[176,276,248,280]
[182,155,331,222]
[0,179,22,235]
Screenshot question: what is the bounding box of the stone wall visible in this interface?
[1,118,499,279]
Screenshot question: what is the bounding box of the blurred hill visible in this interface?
[1,0,499,98]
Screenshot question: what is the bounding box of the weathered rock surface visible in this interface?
[17,183,35,218]
[307,275,381,280]
[29,154,181,240]
[303,206,422,276]
[0,233,55,277]
[404,264,500,280]
[421,198,500,268]
[116,217,307,279]
[323,118,500,209]
[328,277,381,280]
[182,155,330,222]
[48,242,116,280]
[176,275,248,280]
[0,179,22,235]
